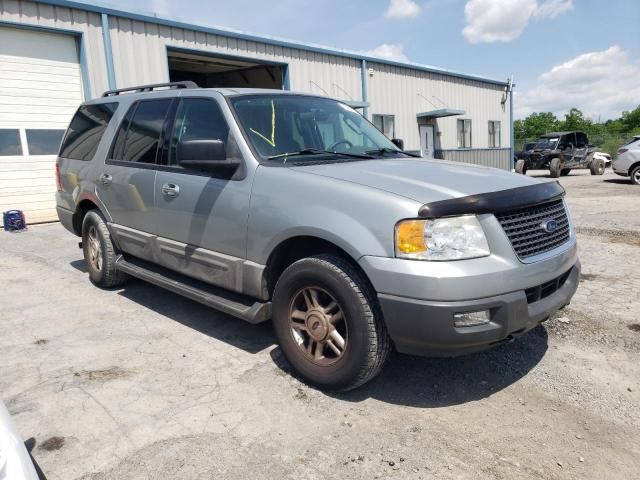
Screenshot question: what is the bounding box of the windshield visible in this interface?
[230,95,402,161]
[534,137,559,149]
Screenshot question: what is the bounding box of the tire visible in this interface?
[560,169,571,176]
[631,165,640,186]
[81,210,127,288]
[590,158,605,175]
[515,159,527,175]
[272,254,391,391]
[549,158,562,178]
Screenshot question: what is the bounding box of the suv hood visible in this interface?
[292,158,539,205]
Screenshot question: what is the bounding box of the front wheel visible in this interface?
[549,158,562,178]
[590,159,605,175]
[515,159,527,175]
[272,254,391,391]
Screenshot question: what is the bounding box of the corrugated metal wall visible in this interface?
[367,62,510,151]
[0,0,109,97]
[435,148,512,170]
[1,0,511,163]
[107,16,363,104]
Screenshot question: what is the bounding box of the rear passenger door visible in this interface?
[153,96,251,291]
[98,98,172,260]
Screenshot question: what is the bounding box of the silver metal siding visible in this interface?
[107,15,363,103]
[0,0,109,97]
[367,62,511,151]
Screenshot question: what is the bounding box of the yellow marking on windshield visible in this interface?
[250,99,276,147]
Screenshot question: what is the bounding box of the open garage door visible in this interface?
[168,49,285,90]
[0,26,83,225]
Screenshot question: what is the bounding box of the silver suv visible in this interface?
[56,82,580,390]
[613,135,640,185]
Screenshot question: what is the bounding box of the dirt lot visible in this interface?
[1,170,638,480]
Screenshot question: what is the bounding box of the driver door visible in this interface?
[153,96,252,292]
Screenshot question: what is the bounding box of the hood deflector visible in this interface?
[418,181,565,219]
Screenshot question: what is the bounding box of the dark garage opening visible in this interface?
[168,49,285,90]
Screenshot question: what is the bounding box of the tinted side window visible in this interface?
[0,129,22,156]
[576,133,588,148]
[168,98,229,166]
[26,129,65,155]
[60,103,118,160]
[115,99,172,164]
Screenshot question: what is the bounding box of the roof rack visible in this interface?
[102,81,199,97]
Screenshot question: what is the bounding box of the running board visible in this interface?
[115,256,271,324]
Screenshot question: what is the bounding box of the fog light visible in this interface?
[453,310,491,328]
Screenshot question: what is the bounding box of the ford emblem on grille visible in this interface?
[540,219,558,234]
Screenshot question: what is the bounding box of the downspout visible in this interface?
[101,13,116,90]
[361,59,369,119]
[509,75,515,170]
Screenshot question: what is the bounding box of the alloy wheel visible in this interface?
[288,286,348,366]
[87,226,103,272]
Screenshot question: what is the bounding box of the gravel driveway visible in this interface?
[1,170,638,479]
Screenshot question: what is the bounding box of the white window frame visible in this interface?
[488,120,501,148]
[372,114,395,139]
[457,119,472,149]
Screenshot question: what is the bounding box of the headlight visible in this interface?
[395,216,490,261]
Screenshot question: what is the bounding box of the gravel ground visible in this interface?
[1,169,638,479]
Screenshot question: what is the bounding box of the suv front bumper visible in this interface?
[377,262,579,356]
[359,241,580,357]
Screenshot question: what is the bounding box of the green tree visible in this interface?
[558,108,592,131]
[514,112,559,139]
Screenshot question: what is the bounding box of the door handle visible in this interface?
[162,183,180,198]
[100,173,112,186]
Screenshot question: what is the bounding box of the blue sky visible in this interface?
[103,0,640,120]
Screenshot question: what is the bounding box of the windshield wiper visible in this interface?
[365,147,420,158]
[267,149,374,161]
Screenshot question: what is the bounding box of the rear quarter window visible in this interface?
[60,103,118,161]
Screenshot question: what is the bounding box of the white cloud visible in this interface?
[385,0,421,19]
[533,0,573,19]
[516,46,640,120]
[462,0,573,44]
[364,44,409,61]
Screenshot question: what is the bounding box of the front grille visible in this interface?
[525,268,572,304]
[496,198,570,259]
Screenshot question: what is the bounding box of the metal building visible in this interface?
[0,0,514,224]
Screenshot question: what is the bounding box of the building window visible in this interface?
[457,119,472,148]
[488,121,501,148]
[372,114,395,139]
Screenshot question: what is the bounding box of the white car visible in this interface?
[0,402,39,480]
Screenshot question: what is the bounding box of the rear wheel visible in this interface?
[549,158,562,178]
[515,159,527,175]
[272,254,391,391]
[631,165,640,185]
[590,158,605,175]
[560,169,572,176]
[82,210,127,288]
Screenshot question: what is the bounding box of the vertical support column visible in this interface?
[361,59,369,119]
[101,13,116,91]
[283,64,291,91]
[78,34,92,100]
[509,76,515,170]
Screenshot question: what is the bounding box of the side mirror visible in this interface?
[177,139,239,171]
[391,138,404,150]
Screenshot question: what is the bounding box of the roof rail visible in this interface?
[102,81,199,97]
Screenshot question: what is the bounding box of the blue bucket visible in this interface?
[3,210,27,232]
